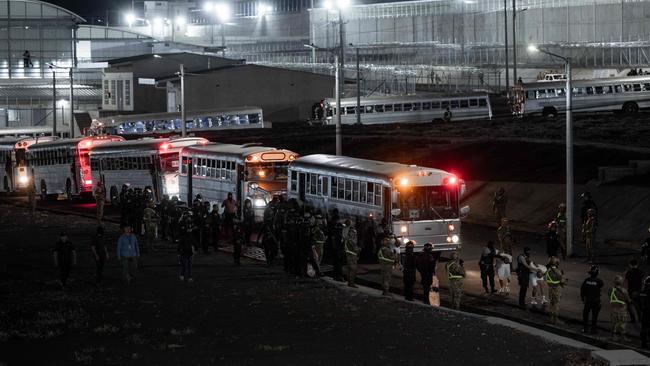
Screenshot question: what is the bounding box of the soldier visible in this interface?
[343,219,360,287]
[497,218,514,255]
[209,204,222,250]
[582,208,597,263]
[580,265,603,334]
[555,203,568,259]
[158,195,170,241]
[402,241,417,301]
[446,252,466,310]
[168,196,181,243]
[93,181,106,223]
[311,215,326,268]
[132,188,144,236]
[331,220,345,281]
[492,187,507,225]
[580,191,598,227]
[417,243,438,304]
[298,211,314,277]
[544,256,567,325]
[142,201,160,252]
[610,275,631,342]
[378,237,396,296]
[27,181,36,216]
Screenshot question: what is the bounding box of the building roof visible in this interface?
[76,25,154,41]
[3,0,85,23]
[106,52,236,66]
[156,63,333,83]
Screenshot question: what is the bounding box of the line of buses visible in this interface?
[1,134,466,253]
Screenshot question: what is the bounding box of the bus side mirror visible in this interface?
[460,205,470,219]
[390,208,401,217]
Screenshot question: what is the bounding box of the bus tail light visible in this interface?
[18,175,28,184]
[444,176,458,186]
[84,179,93,186]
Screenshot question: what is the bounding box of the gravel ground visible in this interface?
[0,204,594,365]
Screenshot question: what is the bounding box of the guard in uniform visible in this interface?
[209,204,222,249]
[446,252,466,310]
[142,201,160,252]
[343,220,360,287]
[582,208,597,263]
[378,238,396,295]
[640,277,650,349]
[555,203,568,259]
[610,275,631,342]
[497,218,514,255]
[402,241,417,301]
[544,256,566,325]
[311,218,326,268]
[580,265,603,334]
[94,181,106,223]
[158,195,170,241]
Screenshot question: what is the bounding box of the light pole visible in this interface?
[503,0,509,90]
[203,2,231,57]
[352,44,361,125]
[512,0,517,84]
[154,55,187,137]
[49,66,56,136]
[528,45,573,256]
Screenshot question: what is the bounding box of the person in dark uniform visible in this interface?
[260,221,278,266]
[90,226,109,286]
[179,210,195,256]
[416,243,437,304]
[331,220,345,281]
[402,241,417,301]
[232,221,244,266]
[580,265,603,334]
[580,192,598,227]
[169,197,182,243]
[479,241,498,295]
[53,232,76,289]
[242,199,255,247]
[209,204,222,249]
[298,211,314,277]
[178,212,196,281]
[640,277,650,349]
[283,201,301,276]
[516,247,533,308]
[158,195,170,241]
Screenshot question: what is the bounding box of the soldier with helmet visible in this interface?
[343,219,360,287]
[582,208,597,263]
[544,256,567,325]
[446,251,466,309]
[610,275,631,342]
[142,201,160,252]
[555,203,568,259]
[378,237,396,295]
[581,264,603,334]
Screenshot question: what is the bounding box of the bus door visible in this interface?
[236,163,244,216]
[298,172,306,202]
[383,186,391,220]
[151,154,162,202]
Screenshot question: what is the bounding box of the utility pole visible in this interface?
[338,9,344,98]
[355,47,361,125]
[512,0,518,85]
[221,23,226,57]
[335,54,342,155]
[69,67,74,138]
[180,63,186,137]
[51,68,57,137]
[503,0,509,91]
[565,58,573,257]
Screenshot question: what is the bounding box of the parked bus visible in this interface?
[89,137,209,202]
[288,154,468,252]
[179,143,298,220]
[512,75,650,117]
[0,126,69,138]
[0,137,18,192]
[97,107,268,136]
[27,135,124,198]
[318,94,492,125]
[12,135,59,191]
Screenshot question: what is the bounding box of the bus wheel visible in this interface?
[542,107,557,119]
[623,102,639,114]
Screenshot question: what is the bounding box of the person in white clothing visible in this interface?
[529,260,548,306]
[496,253,512,294]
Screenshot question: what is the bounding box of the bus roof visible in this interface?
[291,154,455,183]
[98,107,263,126]
[0,136,20,148]
[182,143,296,161]
[90,137,209,156]
[326,94,490,106]
[0,126,59,137]
[522,75,650,89]
[28,136,124,151]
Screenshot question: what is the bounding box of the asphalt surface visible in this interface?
[0,202,598,365]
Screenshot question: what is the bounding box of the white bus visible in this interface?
[320,94,492,125]
[27,135,125,198]
[512,75,650,117]
[0,137,18,192]
[89,137,209,202]
[0,126,69,138]
[12,135,59,191]
[288,154,468,252]
[98,107,268,136]
[179,143,299,220]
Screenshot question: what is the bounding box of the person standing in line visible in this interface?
[544,256,566,325]
[516,247,533,308]
[232,221,244,266]
[142,201,159,252]
[242,199,255,247]
[343,219,360,287]
[116,225,139,284]
[311,217,326,268]
[492,187,507,225]
[94,181,106,224]
[378,237,396,296]
[625,259,645,326]
[545,221,560,258]
[496,252,512,295]
[580,265,603,334]
[209,204,222,250]
[497,218,514,255]
[91,226,109,287]
[479,241,498,295]
[331,220,345,282]
[416,243,438,304]
[260,222,278,266]
[177,220,196,282]
[641,227,650,265]
[555,203,568,259]
[610,275,631,342]
[402,241,417,301]
[53,231,76,289]
[580,192,598,227]
[221,192,238,241]
[446,252,466,310]
[640,277,650,349]
[582,208,597,263]
[158,195,170,241]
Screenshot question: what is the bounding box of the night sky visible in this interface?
[48,0,133,18]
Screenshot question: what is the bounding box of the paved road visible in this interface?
[0,203,596,365]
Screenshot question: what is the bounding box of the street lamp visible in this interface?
[154,55,187,137]
[203,2,231,57]
[125,12,136,27]
[528,44,574,257]
[47,63,75,138]
[257,3,273,16]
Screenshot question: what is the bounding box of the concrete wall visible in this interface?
[180,65,334,122]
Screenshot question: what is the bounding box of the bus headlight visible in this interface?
[446,236,452,243]
[18,175,28,184]
[400,225,408,234]
[448,224,455,231]
[451,235,460,244]
[253,198,266,208]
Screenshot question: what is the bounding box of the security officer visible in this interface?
[580,191,598,227]
[580,265,603,334]
[402,241,417,301]
[416,243,438,304]
[446,251,466,310]
[142,201,160,252]
[158,195,170,241]
[497,218,514,255]
[556,203,568,259]
[378,237,396,295]
[544,256,567,325]
[94,181,106,223]
[282,201,301,275]
[311,217,326,268]
[610,275,631,342]
[343,219,360,287]
[582,208,597,263]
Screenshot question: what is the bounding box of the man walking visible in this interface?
[545,256,567,325]
[343,219,360,287]
[53,231,76,289]
[117,225,140,284]
[516,247,533,308]
[94,181,106,224]
[416,243,437,304]
[446,252,466,310]
[91,226,109,286]
[580,265,603,334]
[378,237,396,296]
[402,241,417,301]
[479,241,498,295]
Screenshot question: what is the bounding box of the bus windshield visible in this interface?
[160,153,178,173]
[247,163,289,183]
[395,185,459,221]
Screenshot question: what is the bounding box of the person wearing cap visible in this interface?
[446,251,466,310]
[53,231,76,289]
[402,241,417,301]
[343,219,360,287]
[117,225,140,284]
[610,275,631,342]
[378,237,396,295]
[417,242,438,304]
[580,265,603,334]
[91,226,109,286]
[639,277,650,348]
[581,208,597,263]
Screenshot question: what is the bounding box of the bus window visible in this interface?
[478,98,488,107]
[345,179,352,200]
[634,84,642,92]
[615,85,623,93]
[441,101,449,109]
[395,185,459,220]
[624,84,632,92]
[432,101,440,109]
[365,105,374,113]
[403,103,412,111]
[572,87,584,95]
[367,182,374,204]
[594,86,603,94]
[450,100,459,109]
[557,88,566,97]
[469,99,478,107]
[459,99,469,108]
[360,182,367,202]
[384,105,393,112]
[321,176,329,196]
[330,176,337,198]
[290,171,298,192]
[413,102,421,111]
[422,102,431,110]
[546,89,556,97]
[337,177,344,199]
[644,83,650,91]
[537,90,546,98]
[352,180,360,202]
[374,105,384,113]
[346,106,355,114]
[585,87,594,95]
[394,104,403,112]
[526,91,536,99]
